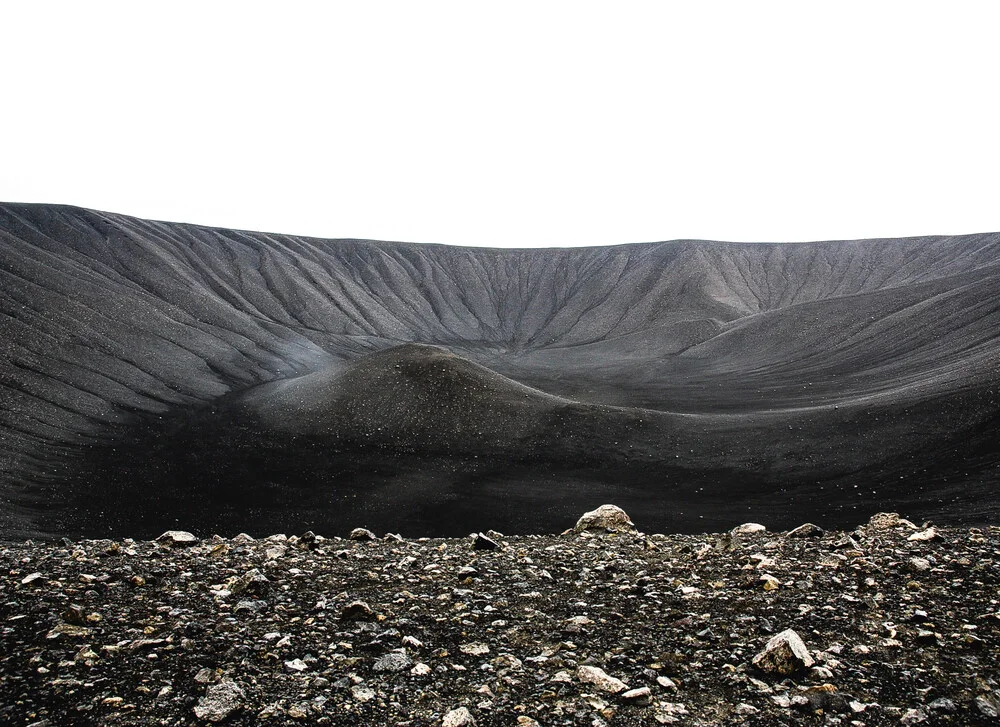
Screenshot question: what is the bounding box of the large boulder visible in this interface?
[573,505,636,533]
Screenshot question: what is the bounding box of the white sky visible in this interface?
[2,2,999,247]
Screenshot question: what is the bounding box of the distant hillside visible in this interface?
[1,203,998,537]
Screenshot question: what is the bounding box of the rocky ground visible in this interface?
[1,509,999,726]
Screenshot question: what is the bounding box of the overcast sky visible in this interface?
[3,2,998,247]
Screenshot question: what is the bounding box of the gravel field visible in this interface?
[2,509,999,726]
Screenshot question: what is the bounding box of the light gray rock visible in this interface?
[752,629,815,675]
[908,527,939,542]
[867,512,917,530]
[193,680,244,722]
[442,706,476,726]
[574,505,636,533]
[621,686,652,705]
[374,651,412,672]
[155,530,198,546]
[787,523,824,538]
[577,665,628,693]
[732,523,767,535]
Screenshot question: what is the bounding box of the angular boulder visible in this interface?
[866,512,917,531]
[156,530,198,546]
[787,523,824,538]
[573,505,636,533]
[193,679,245,722]
[752,629,815,675]
[577,665,628,693]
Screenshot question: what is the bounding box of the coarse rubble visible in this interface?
[1,510,999,726]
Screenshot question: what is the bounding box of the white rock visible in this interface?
[442,706,476,726]
[751,629,815,675]
[193,680,245,722]
[622,686,652,704]
[156,530,198,546]
[731,523,767,535]
[459,642,490,655]
[577,665,628,693]
[908,557,932,572]
[908,527,939,542]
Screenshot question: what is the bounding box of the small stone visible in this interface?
[621,686,652,705]
[156,530,198,546]
[374,651,412,672]
[867,512,917,530]
[194,667,219,684]
[577,665,628,694]
[193,680,245,722]
[442,706,476,726]
[351,685,376,703]
[264,545,286,560]
[908,557,932,572]
[516,718,541,727]
[760,574,781,591]
[230,568,269,596]
[976,693,1000,718]
[472,533,500,550]
[20,572,44,585]
[752,629,815,675]
[928,698,957,713]
[900,707,928,724]
[573,504,637,533]
[284,658,308,672]
[908,527,939,542]
[46,623,92,639]
[62,603,86,624]
[657,676,678,689]
[459,642,490,656]
[341,600,375,621]
[787,522,824,537]
[732,523,767,535]
[349,528,377,541]
[411,662,432,676]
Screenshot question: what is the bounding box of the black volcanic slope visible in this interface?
[1,202,999,538]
